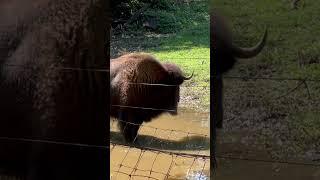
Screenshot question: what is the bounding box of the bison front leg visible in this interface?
[119,121,141,143]
[117,112,141,143]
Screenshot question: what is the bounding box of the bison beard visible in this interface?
[110,53,192,143]
[211,12,268,128]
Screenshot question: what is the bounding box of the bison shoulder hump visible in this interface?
[134,55,167,82]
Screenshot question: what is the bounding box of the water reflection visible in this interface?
[110,108,210,179]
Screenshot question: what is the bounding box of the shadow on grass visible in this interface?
[110,131,210,151]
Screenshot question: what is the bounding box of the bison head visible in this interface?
[212,13,268,74]
[162,63,193,115]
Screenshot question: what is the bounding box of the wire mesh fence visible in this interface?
[110,143,210,180]
[110,116,210,180]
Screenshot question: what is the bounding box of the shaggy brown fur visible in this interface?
[111,53,191,143]
[0,0,108,179]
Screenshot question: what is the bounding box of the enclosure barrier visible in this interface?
[110,117,210,180]
[110,72,320,179]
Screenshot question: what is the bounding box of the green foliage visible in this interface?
[112,0,209,34]
[111,0,145,20]
[144,10,181,33]
[149,0,175,10]
[111,0,174,23]
[143,1,209,33]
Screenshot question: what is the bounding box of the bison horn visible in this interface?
[232,27,268,59]
[183,71,194,80]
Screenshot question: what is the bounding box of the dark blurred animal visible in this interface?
[110,53,193,143]
[0,0,108,179]
[211,13,268,128]
[212,13,268,74]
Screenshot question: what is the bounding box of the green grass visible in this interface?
[111,1,210,111]
[290,112,320,145]
[215,0,320,78]
[149,23,210,111]
[215,0,320,158]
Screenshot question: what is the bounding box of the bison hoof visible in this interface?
[131,139,141,146]
[123,133,137,143]
[124,138,141,147]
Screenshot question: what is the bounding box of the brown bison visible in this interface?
[110,53,193,143]
[212,13,268,128]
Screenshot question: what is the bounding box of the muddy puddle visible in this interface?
[110,108,320,179]
[110,108,210,180]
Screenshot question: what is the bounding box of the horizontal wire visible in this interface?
[4,63,319,83]
[216,155,320,167]
[111,104,210,118]
[119,163,169,176]
[4,132,311,169]
[111,119,209,137]
[3,64,110,72]
[0,136,108,149]
[54,67,109,72]
[110,56,210,60]
[160,57,210,59]
[113,171,161,180]
[117,164,159,173]
[128,82,178,87]
[110,142,210,159]
[123,76,319,88]
[127,82,210,88]
[179,0,209,2]
[111,104,177,112]
[221,75,320,82]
